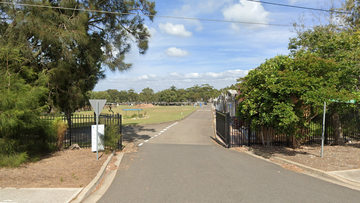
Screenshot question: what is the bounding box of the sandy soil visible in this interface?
[136,104,155,108]
[0,149,110,188]
[237,141,360,172]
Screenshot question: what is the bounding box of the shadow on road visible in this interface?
[122,125,156,143]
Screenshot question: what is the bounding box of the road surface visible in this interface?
[98,104,360,203]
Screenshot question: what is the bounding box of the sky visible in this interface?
[93,0,336,93]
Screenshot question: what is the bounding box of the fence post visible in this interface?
[69,115,72,146]
[226,113,230,148]
[118,113,123,150]
[248,120,251,147]
[94,112,96,124]
[325,113,328,145]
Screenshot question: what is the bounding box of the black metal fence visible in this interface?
[43,113,122,150]
[215,110,231,146]
[216,111,360,148]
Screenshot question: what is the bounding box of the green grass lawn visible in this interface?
[75,105,199,125]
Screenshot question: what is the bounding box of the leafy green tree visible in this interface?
[177,88,188,102]
[107,89,120,103]
[89,91,111,101]
[117,90,129,103]
[289,25,360,145]
[0,45,55,162]
[140,87,154,103]
[127,88,138,102]
[159,89,177,103]
[237,53,355,147]
[0,0,156,126]
[343,0,360,28]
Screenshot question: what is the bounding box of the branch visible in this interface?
[309,106,319,122]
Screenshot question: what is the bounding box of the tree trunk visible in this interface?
[261,126,265,147]
[332,111,344,145]
[65,110,72,129]
[292,135,300,148]
[266,130,271,148]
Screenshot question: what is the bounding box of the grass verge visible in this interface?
[75,105,199,125]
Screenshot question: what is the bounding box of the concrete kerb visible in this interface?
[272,157,360,191]
[71,151,116,203]
[234,147,360,192]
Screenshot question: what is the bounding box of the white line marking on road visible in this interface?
[144,140,149,142]
[150,137,154,139]
[154,135,158,137]
[160,131,164,133]
[138,143,143,146]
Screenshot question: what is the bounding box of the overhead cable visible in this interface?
[246,0,350,14]
[0,1,313,28]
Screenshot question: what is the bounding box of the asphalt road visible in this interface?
[98,104,360,203]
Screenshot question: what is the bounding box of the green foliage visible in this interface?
[343,0,360,28]
[237,53,355,137]
[140,87,155,103]
[0,0,157,127]
[0,152,29,168]
[88,84,220,103]
[105,124,121,152]
[52,118,68,150]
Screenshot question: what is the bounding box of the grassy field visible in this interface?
[75,105,199,125]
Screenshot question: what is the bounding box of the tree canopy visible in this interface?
[236,0,360,146]
[89,84,221,103]
[0,0,156,125]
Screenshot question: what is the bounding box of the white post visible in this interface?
[96,101,99,160]
[321,102,326,158]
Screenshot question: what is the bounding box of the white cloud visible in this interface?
[144,25,157,39]
[222,0,270,30]
[185,73,200,78]
[230,23,241,33]
[165,47,190,57]
[178,0,233,14]
[159,23,192,37]
[170,72,180,77]
[288,0,299,4]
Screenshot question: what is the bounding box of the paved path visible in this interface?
[98,105,360,203]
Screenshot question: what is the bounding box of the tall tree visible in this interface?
[127,88,138,102]
[140,87,154,103]
[107,89,120,103]
[237,53,355,147]
[0,0,156,126]
[0,44,52,155]
[289,25,360,145]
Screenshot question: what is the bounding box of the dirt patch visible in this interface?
[0,149,110,188]
[240,142,360,171]
[136,104,155,108]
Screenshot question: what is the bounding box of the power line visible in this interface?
[0,1,312,28]
[246,0,350,14]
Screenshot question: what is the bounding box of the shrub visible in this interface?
[52,118,68,150]
[0,152,28,167]
[105,124,122,152]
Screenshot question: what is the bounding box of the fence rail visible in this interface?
[43,113,122,150]
[216,112,360,148]
[215,110,231,147]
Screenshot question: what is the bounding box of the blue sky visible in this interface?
[94,0,334,93]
